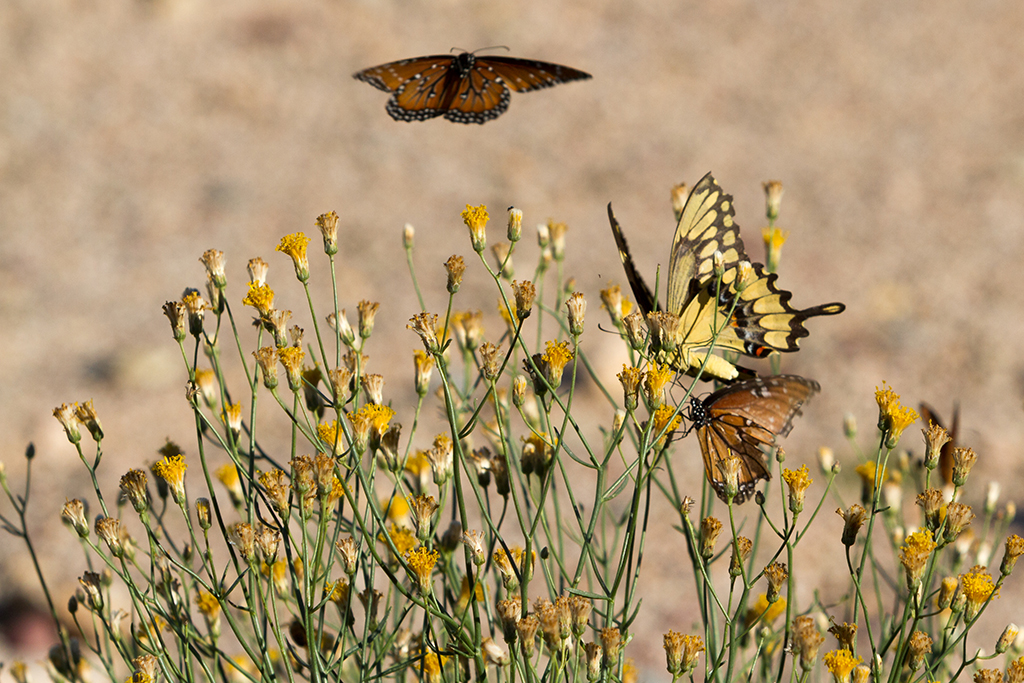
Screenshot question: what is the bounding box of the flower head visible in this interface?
[405,546,438,595]
[899,530,937,590]
[874,382,918,448]
[278,346,305,392]
[462,204,489,252]
[276,232,311,281]
[242,281,275,316]
[408,312,441,354]
[960,565,998,621]
[643,362,675,408]
[782,465,812,515]
[1001,534,1024,576]
[837,504,868,546]
[316,211,339,255]
[541,340,574,388]
[664,632,704,676]
[152,453,188,506]
[699,516,723,561]
[566,291,586,336]
[119,469,149,514]
[823,648,862,683]
[951,446,978,487]
[792,615,825,671]
[764,561,788,603]
[511,280,536,321]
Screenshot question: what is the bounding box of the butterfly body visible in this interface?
[690,374,820,503]
[354,52,592,124]
[608,173,845,382]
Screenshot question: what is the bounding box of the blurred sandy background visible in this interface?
[2,0,1024,675]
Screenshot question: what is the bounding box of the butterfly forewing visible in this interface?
[481,57,592,92]
[693,375,820,503]
[667,173,748,315]
[607,204,659,316]
[354,55,454,93]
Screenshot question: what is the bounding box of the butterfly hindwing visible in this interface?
[443,66,512,124]
[692,374,820,503]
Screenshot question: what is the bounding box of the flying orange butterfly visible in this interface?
[353,50,591,124]
[687,374,819,504]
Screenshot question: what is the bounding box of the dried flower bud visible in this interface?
[699,516,722,561]
[566,292,586,337]
[316,211,339,255]
[507,207,523,242]
[444,255,466,294]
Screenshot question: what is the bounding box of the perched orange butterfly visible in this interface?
[353,51,591,124]
[687,374,819,504]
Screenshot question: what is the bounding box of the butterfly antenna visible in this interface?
[472,45,511,55]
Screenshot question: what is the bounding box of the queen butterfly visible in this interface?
[687,374,819,504]
[353,51,591,124]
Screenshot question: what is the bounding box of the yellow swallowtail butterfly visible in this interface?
[608,172,845,382]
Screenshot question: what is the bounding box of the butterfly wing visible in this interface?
[354,55,461,122]
[477,56,592,92]
[689,262,846,359]
[667,173,749,315]
[442,64,512,124]
[607,203,659,316]
[693,375,820,503]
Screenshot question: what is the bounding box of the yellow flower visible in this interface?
[456,575,485,610]
[153,453,188,505]
[275,232,311,282]
[874,381,918,448]
[541,340,574,387]
[461,204,489,252]
[745,593,786,629]
[899,530,937,590]
[384,524,417,559]
[215,464,244,507]
[195,590,220,618]
[221,402,242,437]
[406,546,439,595]
[242,281,275,315]
[1001,534,1024,576]
[762,226,789,251]
[960,565,998,620]
[419,652,449,683]
[782,465,812,515]
[318,420,346,456]
[644,363,675,407]
[823,649,862,683]
[651,404,682,440]
[326,579,349,605]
